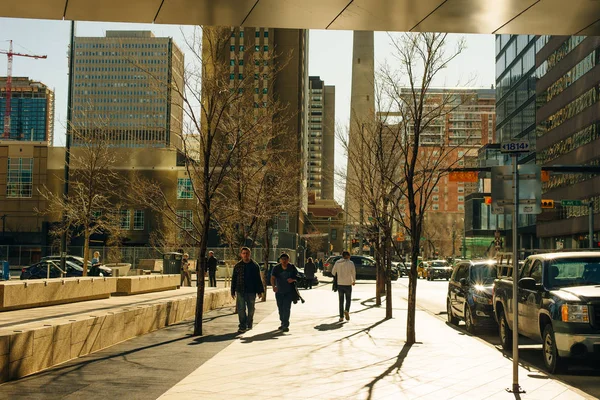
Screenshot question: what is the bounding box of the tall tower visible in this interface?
[345,31,375,229]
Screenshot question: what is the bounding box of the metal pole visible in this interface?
[60,20,76,271]
[589,201,594,249]
[511,153,521,393]
[328,217,332,256]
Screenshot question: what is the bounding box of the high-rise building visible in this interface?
[345,31,375,230]
[72,31,184,148]
[0,77,54,143]
[205,27,309,249]
[535,35,600,249]
[308,76,335,200]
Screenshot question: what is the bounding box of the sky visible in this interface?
[0,19,496,204]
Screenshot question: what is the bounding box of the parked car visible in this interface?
[21,260,86,279]
[295,266,319,289]
[350,256,399,281]
[493,251,600,373]
[41,255,113,277]
[447,260,498,333]
[425,260,453,281]
[323,255,342,277]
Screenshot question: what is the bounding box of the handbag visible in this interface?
[332,274,338,292]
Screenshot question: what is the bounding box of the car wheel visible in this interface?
[499,311,513,351]
[542,324,566,374]
[464,305,476,334]
[447,299,459,325]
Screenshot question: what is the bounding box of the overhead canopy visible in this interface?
[2,0,600,35]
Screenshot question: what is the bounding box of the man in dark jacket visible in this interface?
[231,247,264,333]
[270,253,298,332]
[207,251,218,287]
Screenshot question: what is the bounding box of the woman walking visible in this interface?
[304,257,316,289]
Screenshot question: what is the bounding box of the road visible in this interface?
[393,276,600,399]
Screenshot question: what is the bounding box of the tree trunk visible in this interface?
[385,232,393,320]
[375,241,383,306]
[82,228,90,276]
[261,221,270,302]
[193,208,209,337]
[406,242,420,344]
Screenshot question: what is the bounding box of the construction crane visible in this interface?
[0,40,47,139]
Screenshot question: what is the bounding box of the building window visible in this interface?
[133,210,144,231]
[458,204,464,211]
[177,178,193,199]
[432,204,439,210]
[264,31,269,37]
[7,158,33,198]
[458,186,464,193]
[230,45,235,51]
[239,60,244,66]
[255,45,260,52]
[263,46,269,51]
[458,196,464,202]
[239,45,245,51]
[230,60,235,66]
[331,228,337,240]
[229,73,235,80]
[275,212,289,232]
[433,186,439,193]
[433,195,439,202]
[255,31,260,38]
[238,74,243,80]
[120,210,130,230]
[176,210,193,231]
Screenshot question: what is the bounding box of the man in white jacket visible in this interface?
[332,251,356,322]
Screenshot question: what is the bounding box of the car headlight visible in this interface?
[473,294,492,305]
[561,304,589,323]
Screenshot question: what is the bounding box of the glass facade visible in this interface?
[6,158,33,198]
[177,178,193,199]
[176,210,193,231]
[120,209,130,230]
[0,79,53,142]
[133,210,145,230]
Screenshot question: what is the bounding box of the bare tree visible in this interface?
[378,32,470,344]
[131,26,299,335]
[39,114,123,274]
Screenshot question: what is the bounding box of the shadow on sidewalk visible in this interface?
[363,342,413,400]
[314,321,344,331]
[189,331,240,344]
[239,330,284,343]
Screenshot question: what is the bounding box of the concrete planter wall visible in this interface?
[104,263,131,277]
[115,275,179,295]
[0,277,117,312]
[0,289,234,382]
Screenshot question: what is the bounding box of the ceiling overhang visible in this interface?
[2,0,600,35]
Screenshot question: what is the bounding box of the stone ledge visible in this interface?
[0,278,117,312]
[0,288,234,383]
[114,275,180,296]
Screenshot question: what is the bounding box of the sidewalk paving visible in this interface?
[158,284,594,400]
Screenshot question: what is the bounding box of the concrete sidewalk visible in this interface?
[159,284,594,400]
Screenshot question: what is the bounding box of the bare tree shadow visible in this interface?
[314,322,344,331]
[363,342,413,400]
[239,330,284,343]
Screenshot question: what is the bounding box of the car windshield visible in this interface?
[470,264,497,285]
[430,261,448,268]
[546,258,600,288]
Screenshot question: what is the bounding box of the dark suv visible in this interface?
[447,260,498,333]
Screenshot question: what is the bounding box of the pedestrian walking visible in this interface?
[207,251,218,287]
[318,258,324,271]
[180,253,191,287]
[332,251,356,322]
[304,257,316,289]
[231,247,264,333]
[90,251,101,276]
[270,253,298,332]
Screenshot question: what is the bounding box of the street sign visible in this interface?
[491,206,505,215]
[491,165,542,214]
[500,141,530,153]
[561,200,583,206]
[449,171,478,182]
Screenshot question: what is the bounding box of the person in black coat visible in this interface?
[304,257,316,289]
[207,251,218,287]
[231,247,264,333]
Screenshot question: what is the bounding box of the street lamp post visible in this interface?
[327,217,332,256]
[60,20,76,271]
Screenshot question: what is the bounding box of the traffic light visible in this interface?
[484,196,492,205]
[541,199,555,209]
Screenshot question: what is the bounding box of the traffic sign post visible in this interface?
[500,141,530,153]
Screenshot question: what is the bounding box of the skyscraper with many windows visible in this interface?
[535,35,600,248]
[72,31,184,148]
[308,76,335,200]
[0,77,54,143]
